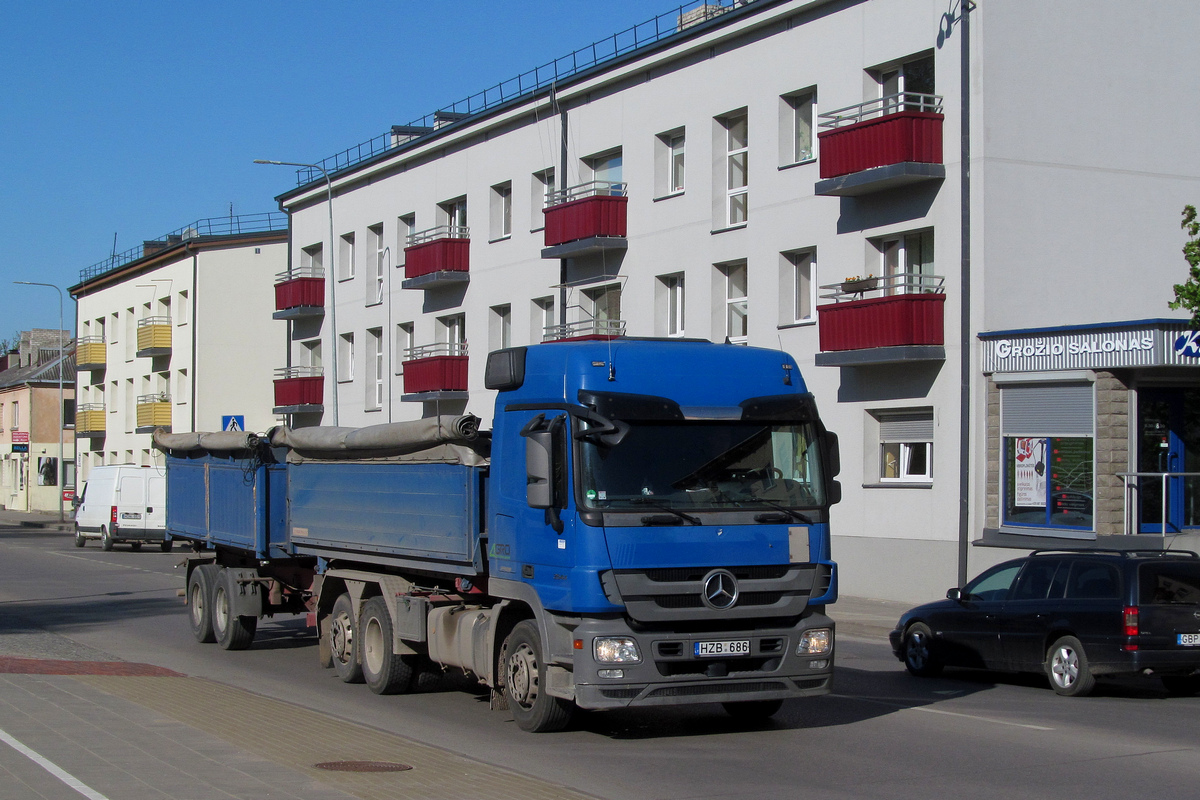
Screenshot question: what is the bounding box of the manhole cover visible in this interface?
[314,761,413,773]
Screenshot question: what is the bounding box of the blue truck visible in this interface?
[156,339,842,732]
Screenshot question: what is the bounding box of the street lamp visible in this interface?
[13,281,65,523]
[254,159,340,425]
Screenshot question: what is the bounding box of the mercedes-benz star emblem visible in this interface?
[701,569,739,610]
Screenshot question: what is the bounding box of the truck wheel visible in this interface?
[212,569,257,651]
[100,526,114,551]
[503,620,573,733]
[160,540,173,553]
[330,593,363,683]
[187,564,219,644]
[74,526,86,548]
[360,597,415,695]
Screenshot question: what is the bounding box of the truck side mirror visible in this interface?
[824,431,841,478]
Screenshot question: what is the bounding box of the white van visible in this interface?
[74,465,171,552]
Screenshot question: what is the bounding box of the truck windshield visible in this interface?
[577,420,826,512]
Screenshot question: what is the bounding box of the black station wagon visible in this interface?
[889,550,1200,696]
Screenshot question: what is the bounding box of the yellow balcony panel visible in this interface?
[136,396,172,430]
[76,338,106,370]
[76,405,106,437]
[136,317,172,356]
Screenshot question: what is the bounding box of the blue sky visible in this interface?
[0,0,656,344]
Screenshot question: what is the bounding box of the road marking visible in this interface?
[834,693,1055,731]
[0,725,112,800]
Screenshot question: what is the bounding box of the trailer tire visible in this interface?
[213,569,257,651]
[100,526,113,551]
[360,597,415,695]
[330,593,363,683]
[187,564,219,644]
[503,620,573,733]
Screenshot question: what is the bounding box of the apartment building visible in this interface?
[266,0,1200,601]
[69,214,288,482]
[0,330,75,512]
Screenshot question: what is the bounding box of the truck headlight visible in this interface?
[594,637,641,664]
[797,628,832,656]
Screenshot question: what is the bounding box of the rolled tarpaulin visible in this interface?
[152,428,259,452]
[269,414,481,455]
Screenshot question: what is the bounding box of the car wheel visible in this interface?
[903,622,943,677]
[74,526,86,548]
[100,526,113,551]
[1161,675,1200,696]
[1045,635,1095,697]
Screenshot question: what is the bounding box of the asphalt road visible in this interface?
[2,523,1199,800]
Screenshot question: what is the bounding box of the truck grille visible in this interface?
[604,564,819,623]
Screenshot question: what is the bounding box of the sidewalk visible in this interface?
[0,507,72,532]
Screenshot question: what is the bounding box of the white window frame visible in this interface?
[490,182,513,241]
[490,304,512,351]
[397,214,415,264]
[720,261,748,345]
[395,322,413,374]
[658,273,685,337]
[368,328,383,410]
[531,168,555,230]
[788,90,816,164]
[532,296,555,342]
[337,332,354,383]
[439,197,468,229]
[781,249,816,325]
[368,224,385,305]
[875,229,934,295]
[875,409,935,484]
[723,112,748,227]
[338,232,355,281]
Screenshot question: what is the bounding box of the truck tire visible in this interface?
[330,593,363,683]
[503,620,573,733]
[360,597,416,695]
[212,568,257,651]
[187,564,219,644]
[74,526,86,548]
[100,526,114,551]
[160,540,173,553]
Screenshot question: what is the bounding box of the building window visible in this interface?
[586,149,623,190]
[875,52,935,113]
[338,232,355,281]
[655,129,685,197]
[721,111,748,226]
[533,296,555,342]
[303,339,322,369]
[395,323,413,373]
[1001,382,1094,531]
[781,89,816,165]
[175,370,188,405]
[657,273,685,337]
[531,169,555,230]
[11,401,18,430]
[397,214,415,264]
[439,313,466,353]
[337,332,354,383]
[874,230,934,294]
[719,260,748,345]
[301,242,323,274]
[367,224,385,305]
[490,182,513,240]
[876,409,934,483]
[367,328,383,410]
[583,284,622,337]
[780,249,815,325]
[490,305,512,351]
[177,290,189,326]
[439,197,468,231]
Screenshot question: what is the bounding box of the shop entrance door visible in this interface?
[1138,389,1200,532]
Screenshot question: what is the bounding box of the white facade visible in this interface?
[71,222,287,482]
[273,0,1200,601]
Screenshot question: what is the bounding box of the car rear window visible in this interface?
[1138,561,1200,605]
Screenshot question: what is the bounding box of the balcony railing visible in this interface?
[76,336,106,370]
[403,226,470,286]
[274,266,326,318]
[816,273,945,357]
[543,181,629,251]
[136,394,172,430]
[76,403,106,437]
[1116,472,1200,535]
[815,93,944,188]
[543,318,627,342]
[402,343,468,396]
[273,366,324,412]
[136,317,172,357]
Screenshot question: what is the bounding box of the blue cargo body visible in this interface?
[286,461,485,576]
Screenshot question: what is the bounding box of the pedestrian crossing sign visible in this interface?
[222,415,245,432]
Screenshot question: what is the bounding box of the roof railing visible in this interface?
[817,92,944,130]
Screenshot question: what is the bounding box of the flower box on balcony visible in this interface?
[817,110,944,180]
[543,183,628,248]
[402,355,468,394]
[817,294,945,352]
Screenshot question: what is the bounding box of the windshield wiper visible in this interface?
[753,498,813,525]
[629,497,702,525]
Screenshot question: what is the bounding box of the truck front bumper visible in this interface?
[566,612,835,710]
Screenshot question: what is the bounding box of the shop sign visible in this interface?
[11,444,28,453]
[981,322,1198,373]
[11,431,29,443]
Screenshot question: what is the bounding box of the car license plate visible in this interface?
[1178,633,1200,646]
[695,639,751,657]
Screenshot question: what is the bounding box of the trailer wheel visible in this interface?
[100,526,113,551]
[330,593,363,683]
[503,620,573,733]
[360,597,415,695]
[187,564,219,644]
[212,569,257,651]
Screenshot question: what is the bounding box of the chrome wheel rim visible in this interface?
[331,612,354,665]
[507,642,539,709]
[1050,645,1078,688]
[905,630,930,670]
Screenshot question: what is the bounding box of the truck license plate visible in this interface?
[695,639,751,657]
[1178,633,1200,646]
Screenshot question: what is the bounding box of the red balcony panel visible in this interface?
[543,195,628,247]
[817,111,943,179]
[274,277,325,311]
[817,294,945,352]
[404,238,470,279]
[274,375,324,407]
[402,355,468,394]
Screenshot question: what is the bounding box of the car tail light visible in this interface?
[110,505,118,530]
[1123,606,1139,651]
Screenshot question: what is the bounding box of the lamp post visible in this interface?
[254,159,339,425]
[13,281,65,523]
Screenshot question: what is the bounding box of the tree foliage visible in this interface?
[1169,205,1200,327]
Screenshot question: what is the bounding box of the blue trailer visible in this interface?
[158,339,842,732]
